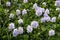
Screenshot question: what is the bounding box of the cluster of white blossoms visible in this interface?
[33,3,56,23]
[13,27,23,37]
[7,0,58,37]
[33,3,45,16]
[27,21,38,33]
[8,20,38,37]
[49,29,55,36]
[40,8,56,23]
[16,9,27,16]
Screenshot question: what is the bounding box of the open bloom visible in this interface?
[50,17,56,22]
[35,9,42,16]
[40,16,50,23]
[22,9,27,15]
[31,21,38,28]
[33,3,39,10]
[27,25,33,33]
[9,13,14,19]
[6,1,11,7]
[13,28,19,37]
[55,1,60,7]
[8,23,15,31]
[16,9,21,16]
[18,27,23,34]
[18,19,23,24]
[49,29,55,36]
[23,0,28,3]
[35,7,45,16]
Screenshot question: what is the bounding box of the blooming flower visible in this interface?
[13,28,19,37]
[45,9,50,14]
[49,29,55,36]
[35,9,42,16]
[18,27,23,34]
[9,13,14,19]
[6,1,11,7]
[55,1,60,7]
[40,16,50,23]
[50,17,56,22]
[27,25,33,33]
[16,9,21,16]
[31,21,38,28]
[22,9,27,15]
[33,3,39,10]
[23,0,28,3]
[35,7,45,16]
[8,23,15,31]
[18,19,23,24]
[42,2,46,6]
